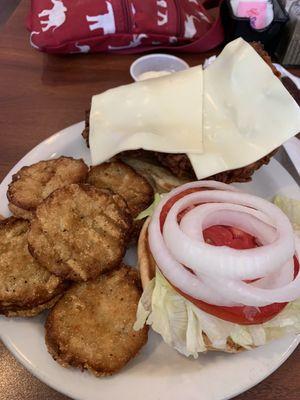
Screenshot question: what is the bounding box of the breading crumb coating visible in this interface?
[0,217,66,315]
[87,161,154,218]
[28,184,132,281]
[45,265,148,376]
[7,157,88,219]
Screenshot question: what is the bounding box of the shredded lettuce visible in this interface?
[134,268,300,357]
[135,193,162,221]
[273,195,300,235]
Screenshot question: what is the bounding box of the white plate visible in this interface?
[0,122,299,400]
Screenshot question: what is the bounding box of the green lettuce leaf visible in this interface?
[135,193,162,221]
[273,195,300,235]
[134,269,300,357]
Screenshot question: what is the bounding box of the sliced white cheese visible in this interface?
[90,38,300,180]
[90,66,203,165]
[189,38,300,179]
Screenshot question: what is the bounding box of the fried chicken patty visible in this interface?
[122,157,189,193]
[28,184,132,282]
[7,157,88,219]
[87,161,154,218]
[45,265,148,376]
[0,217,66,316]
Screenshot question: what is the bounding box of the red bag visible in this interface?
[28,0,224,54]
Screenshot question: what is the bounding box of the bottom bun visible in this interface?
[137,218,156,290]
[137,219,246,354]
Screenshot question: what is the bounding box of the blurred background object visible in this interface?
[276,0,300,65]
[221,0,289,53]
[230,0,274,29]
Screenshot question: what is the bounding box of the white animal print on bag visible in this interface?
[197,10,210,23]
[108,34,148,50]
[86,1,116,34]
[184,15,197,38]
[38,0,67,32]
[30,31,40,49]
[75,42,91,53]
[131,3,136,15]
[184,12,209,39]
[157,0,168,26]
[157,0,167,7]
[69,42,91,54]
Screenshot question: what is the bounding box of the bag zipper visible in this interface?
[173,0,183,38]
[122,0,132,33]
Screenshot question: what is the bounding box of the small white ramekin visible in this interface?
[130,53,189,81]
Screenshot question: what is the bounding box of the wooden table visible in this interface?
[0,1,299,399]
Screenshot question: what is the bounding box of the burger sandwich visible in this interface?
[134,181,300,355]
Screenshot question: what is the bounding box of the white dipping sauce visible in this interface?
[137,70,172,81]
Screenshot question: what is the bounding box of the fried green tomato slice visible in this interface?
[0,217,66,315]
[28,184,132,282]
[8,202,35,220]
[87,161,154,218]
[7,157,88,219]
[45,265,148,376]
[0,294,63,318]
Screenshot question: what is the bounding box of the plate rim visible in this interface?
[1,329,299,400]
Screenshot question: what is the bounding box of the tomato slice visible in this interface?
[174,285,291,325]
[203,225,257,249]
[174,255,299,325]
[159,188,298,325]
[160,188,204,230]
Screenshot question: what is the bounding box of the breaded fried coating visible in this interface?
[45,265,148,376]
[87,161,154,218]
[123,156,190,192]
[7,157,88,219]
[0,217,66,315]
[0,294,63,318]
[8,202,35,220]
[28,184,132,282]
